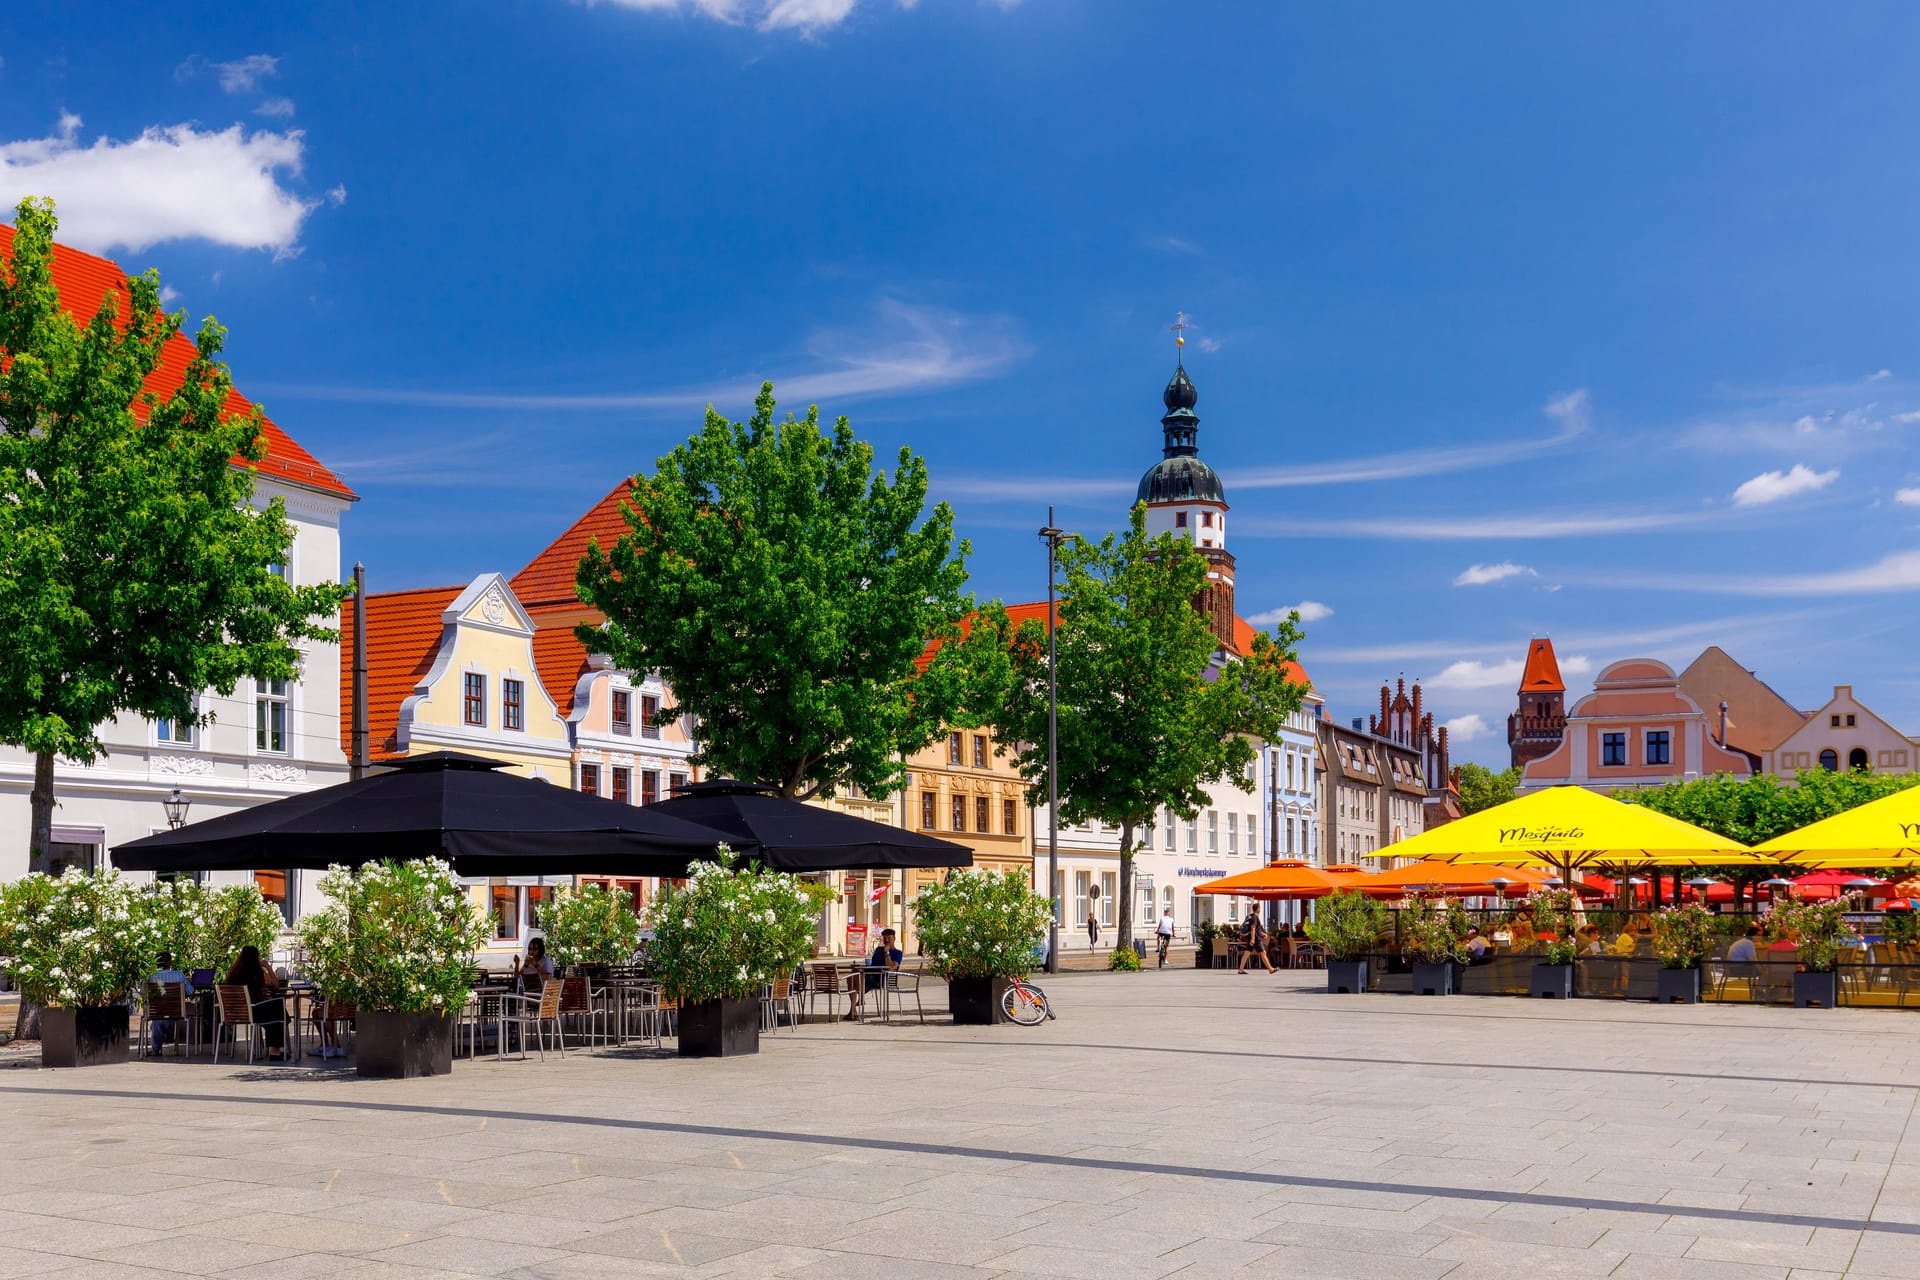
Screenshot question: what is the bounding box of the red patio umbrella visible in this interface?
[1789,869,1894,900]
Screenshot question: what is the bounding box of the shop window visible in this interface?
[1601,732,1626,767]
[502,678,525,732]
[490,884,520,941]
[612,690,632,735]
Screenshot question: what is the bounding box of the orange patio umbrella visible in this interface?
[1192,859,1370,901]
[1356,860,1558,899]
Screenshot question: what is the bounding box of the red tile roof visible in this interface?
[0,225,355,500]
[532,624,594,720]
[339,586,461,759]
[512,480,632,614]
[1519,637,1565,692]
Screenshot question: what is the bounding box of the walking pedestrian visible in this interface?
[1237,910,1274,974]
[1087,906,1100,951]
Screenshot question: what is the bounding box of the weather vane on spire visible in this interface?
[1171,310,1188,364]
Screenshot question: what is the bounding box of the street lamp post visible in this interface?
[162,786,191,830]
[1039,507,1065,975]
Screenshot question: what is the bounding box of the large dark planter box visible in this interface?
[678,997,761,1057]
[1193,944,1213,969]
[1657,967,1702,1004]
[1326,960,1368,994]
[1410,962,1453,996]
[40,1005,129,1069]
[1794,970,1840,1009]
[1530,963,1575,999]
[356,1011,454,1079]
[948,975,1011,1025]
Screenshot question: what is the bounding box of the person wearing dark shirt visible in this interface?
[846,928,903,1021]
[225,945,288,1061]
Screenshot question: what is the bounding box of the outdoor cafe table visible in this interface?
[803,957,926,1023]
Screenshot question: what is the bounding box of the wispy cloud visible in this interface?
[1231,389,1588,491]
[1233,508,1714,541]
[1427,654,1593,691]
[1453,561,1537,587]
[1309,610,1814,667]
[1443,713,1491,743]
[1595,550,1920,597]
[1248,601,1332,625]
[0,114,321,255]
[1897,488,1920,506]
[1151,235,1202,255]
[259,299,1020,412]
[1731,463,1838,506]
[176,54,281,95]
[580,0,996,33]
[254,97,296,119]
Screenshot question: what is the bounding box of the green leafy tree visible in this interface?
[977,505,1310,948]
[0,197,343,875]
[1455,763,1521,814]
[575,383,990,800]
[1630,769,1920,905]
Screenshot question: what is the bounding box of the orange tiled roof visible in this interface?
[0,224,355,500]
[532,624,594,720]
[1519,637,1565,692]
[339,586,461,759]
[512,480,632,614]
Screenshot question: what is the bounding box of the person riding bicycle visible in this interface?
[1155,907,1175,969]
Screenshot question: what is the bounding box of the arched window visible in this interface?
[1818,748,1839,772]
[1848,747,1870,771]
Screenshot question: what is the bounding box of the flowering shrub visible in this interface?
[1402,897,1469,965]
[536,883,642,970]
[1766,897,1859,973]
[912,869,1050,981]
[1107,946,1141,971]
[1530,889,1581,966]
[1305,890,1387,961]
[147,879,284,975]
[0,871,164,1008]
[645,847,820,1003]
[1651,902,1714,970]
[295,859,488,1013]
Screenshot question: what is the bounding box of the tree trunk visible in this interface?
[1117,822,1136,950]
[28,750,55,876]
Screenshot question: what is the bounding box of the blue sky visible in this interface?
[5,2,1917,764]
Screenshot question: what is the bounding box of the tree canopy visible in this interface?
[575,383,989,800]
[0,197,342,873]
[977,504,1311,945]
[1455,762,1521,814]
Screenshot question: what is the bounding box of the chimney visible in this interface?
[1719,700,1729,746]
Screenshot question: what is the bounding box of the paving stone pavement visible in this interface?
[1,968,1917,1278]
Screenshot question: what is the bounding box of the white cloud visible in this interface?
[325,184,347,206]
[158,283,181,306]
[0,115,320,255]
[1428,654,1591,691]
[261,297,1019,411]
[1870,369,1893,381]
[1731,463,1839,507]
[1234,508,1714,541]
[1896,411,1920,425]
[760,0,856,30]
[587,0,853,30]
[1248,601,1332,626]
[254,97,296,119]
[1604,550,1920,597]
[212,54,279,94]
[1897,488,1920,506]
[1443,714,1491,743]
[1152,235,1202,255]
[1194,335,1221,354]
[1453,561,1536,587]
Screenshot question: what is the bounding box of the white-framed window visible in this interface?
[1246,813,1257,856]
[1186,819,1197,852]
[611,689,632,736]
[1207,811,1218,853]
[156,698,200,748]
[1227,812,1239,854]
[502,678,525,732]
[1164,812,1175,850]
[255,680,289,753]
[1099,872,1116,926]
[1074,871,1092,928]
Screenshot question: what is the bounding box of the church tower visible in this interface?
[1135,348,1236,648]
[1507,637,1568,768]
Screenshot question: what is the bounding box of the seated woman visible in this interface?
[225,945,288,1062]
[513,936,556,993]
[1580,925,1605,956]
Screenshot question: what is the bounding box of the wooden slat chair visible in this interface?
[139,982,197,1059]
[213,984,268,1064]
[761,973,801,1032]
[558,976,610,1049]
[499,980,567,1061]
[313,996,355,1059]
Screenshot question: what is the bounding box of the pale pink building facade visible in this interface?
[1517,658,1751,794]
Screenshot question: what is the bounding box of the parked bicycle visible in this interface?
[1001,973,1055,1024]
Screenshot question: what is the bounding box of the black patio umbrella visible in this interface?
[112,752,746,877]
[648,779,974,872]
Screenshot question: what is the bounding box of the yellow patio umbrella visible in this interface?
[1192,859,1370,901]
[1752,786,1920,866]
[1367,785,1762,887]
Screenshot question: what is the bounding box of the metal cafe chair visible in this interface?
[879,968,926,1025]
[139,982,198,1059]
[498,980,568,1061]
